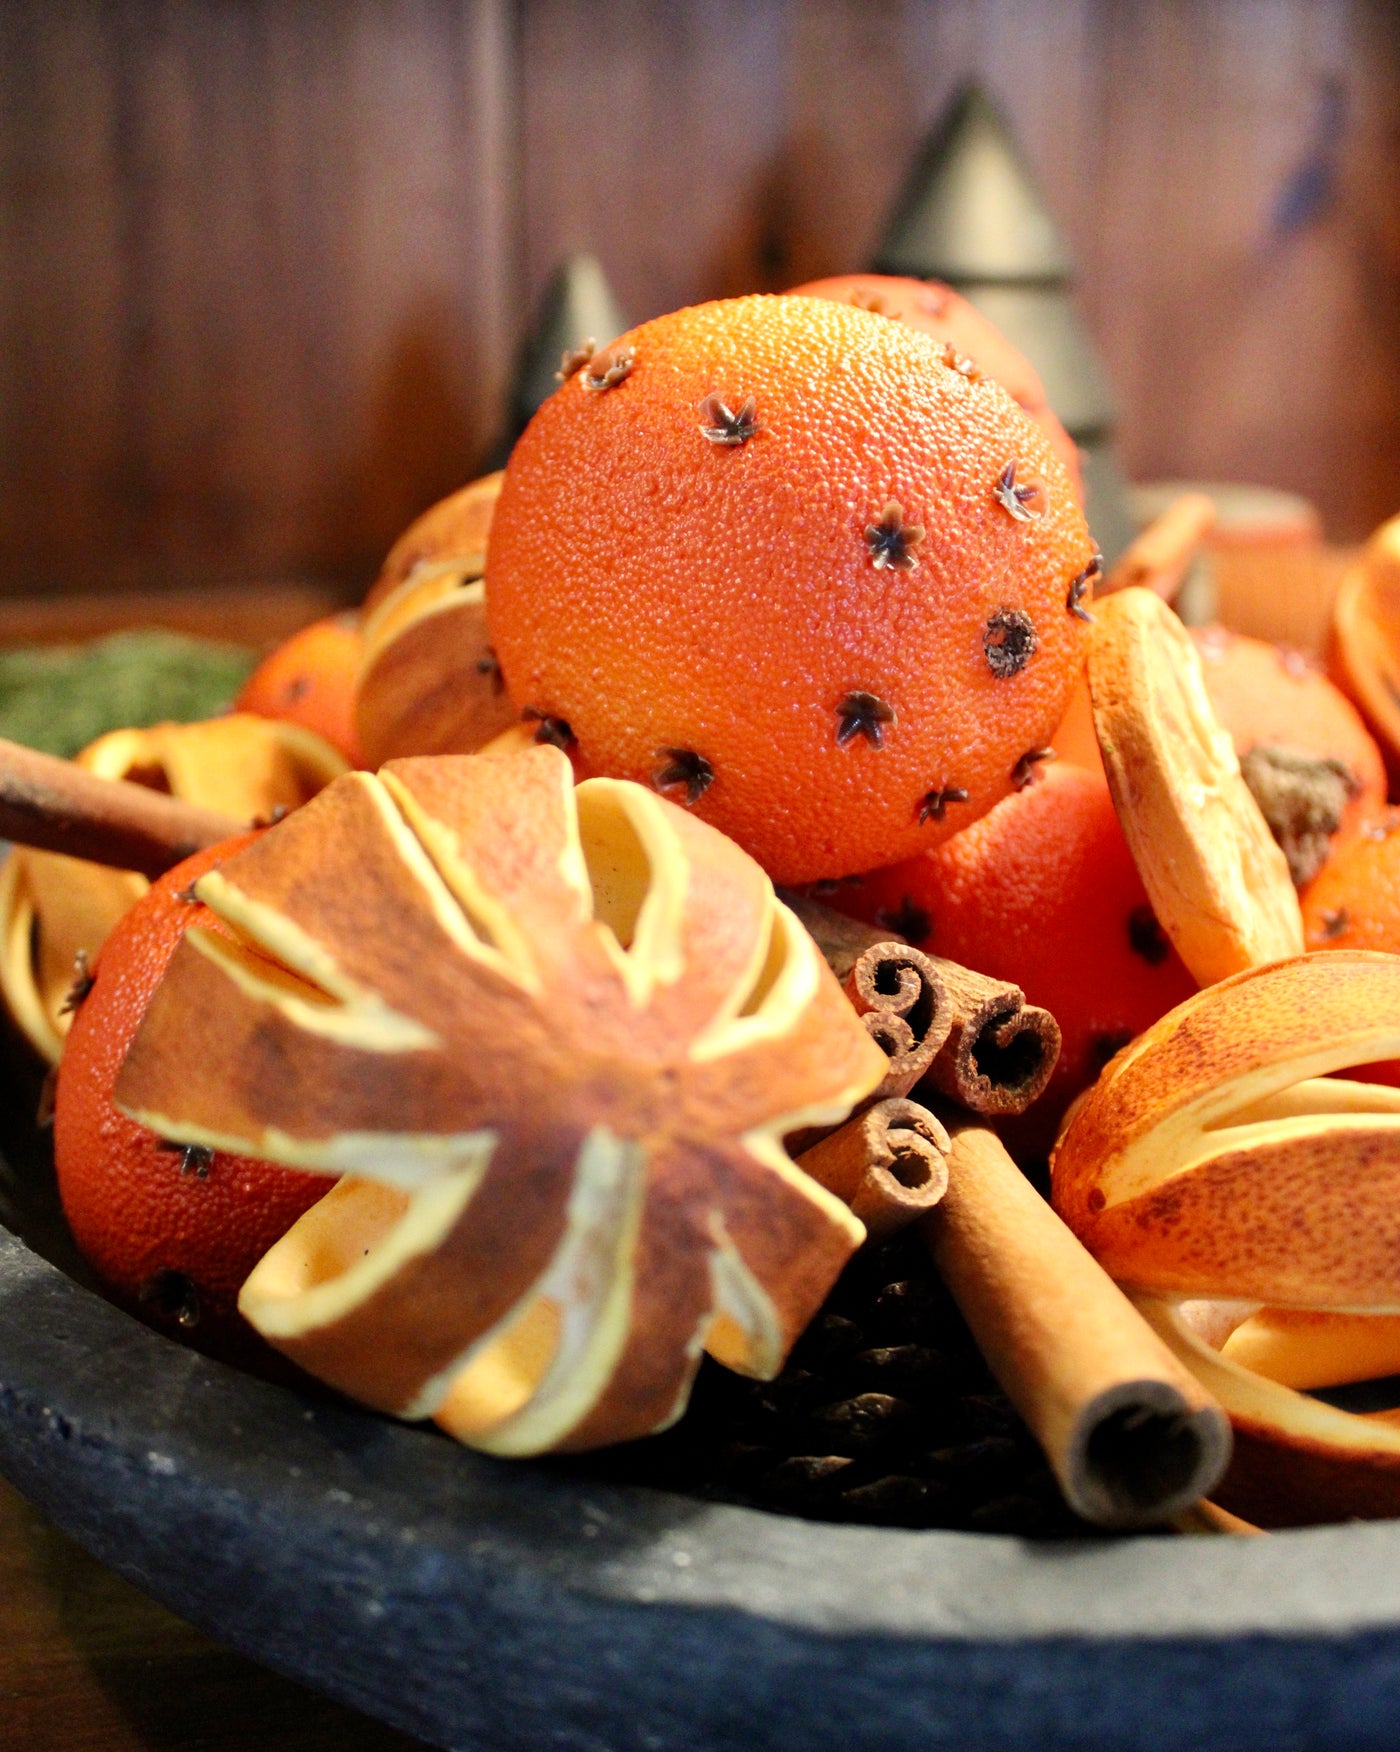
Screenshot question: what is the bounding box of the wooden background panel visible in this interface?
[518,0,795,320]
[1079,0,1400,538]
[773,0,1400,534]
[0,0,515,599]
[1,0,1399,605]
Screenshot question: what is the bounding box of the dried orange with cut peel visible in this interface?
[1052,953,1400,1525]
[0,714,348,1064]
[827,761,1196,1154]
[485,294,1094,885]
[354,471,515,765]
[113,744,888,1454]
[52,836,328,1362]
[787,273,1083,500]
[236,612,365,766]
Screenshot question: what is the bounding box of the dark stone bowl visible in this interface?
[5,1166,1400,1751]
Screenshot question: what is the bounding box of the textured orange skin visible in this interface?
[1192,624,1387,860]
[53,838,328,1358]
[486,295,1094,885]
[1301,817,1400,1085]
[236,614,365,768]
[789,274,1082,501]
[830,763,1195,1150]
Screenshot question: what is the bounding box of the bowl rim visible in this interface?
[6,1217,1400,1751]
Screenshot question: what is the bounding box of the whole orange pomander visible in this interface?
[787,273,1083,500]
[53,838,328,1363]
[486,295,1096,885]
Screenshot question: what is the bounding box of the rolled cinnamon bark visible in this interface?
[921,957,1061,1116]
[796,1097,949,1242]
[922,1111,1232,1530]
[780,891,951,1098]
[0,737,243,877]
[784,891,1059,1114]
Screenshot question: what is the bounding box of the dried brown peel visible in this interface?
[1237,744,1358,888]
[1053,953,1400,1522]
[1087,587,1303,985]
[0,715,348,1064]
[115,746,887,1454]
[356,570,518,767]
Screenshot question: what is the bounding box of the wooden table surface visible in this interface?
[0,1472,430,1751]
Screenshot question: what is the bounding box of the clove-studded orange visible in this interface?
[485,295,1094,885]
[112,745,888,1454]
[52,837,328,1362]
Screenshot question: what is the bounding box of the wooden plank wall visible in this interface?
[1,0,1398,604]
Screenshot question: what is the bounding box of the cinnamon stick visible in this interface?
[796,1097,949,1242]
[780,890,951,1098]
[0,736,242,878]
[1103,492,1216,604]
[922,956,1061,1116]
[784,891,1060,1115]
[922,1112,1232,1529]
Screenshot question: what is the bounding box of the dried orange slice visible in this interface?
[1086,587,1303,984]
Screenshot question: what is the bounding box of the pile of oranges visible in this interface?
[38,281,1400,1364]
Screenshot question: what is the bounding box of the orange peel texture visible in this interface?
[786,272,1083,501]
